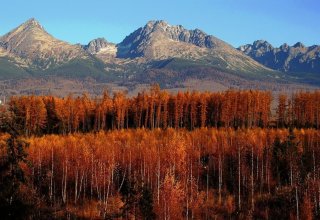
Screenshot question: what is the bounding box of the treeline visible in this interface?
[9,88,272,135]
[8,128,317,219]
[7,88,320,136]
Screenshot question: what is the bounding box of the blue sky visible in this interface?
[0,0,319,47]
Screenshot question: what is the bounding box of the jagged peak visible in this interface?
[84,37,115,54]
[280,43,289,50]
[0,17,50,45]
[0,18,47,41]
[117,20,229,59]
[193,28,204,33]
[250,40,274,51]
[88,37,109,44]
[25,18,39,24]
[253,40,272,46]
[144,20,207,36]
[238,40,275,53]
[293,42,305,48]
[22,18,43,29]
[146,20,169,27]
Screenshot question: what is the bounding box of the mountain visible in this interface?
[0,18,108,81]
[81,20,284,90]
[83,38,117,63]
[238,40,320,74]
[0,19,317,96]
[0,18,88,69]
[83,38,115,54]
[117,20,227,59]
[116,20,273,76]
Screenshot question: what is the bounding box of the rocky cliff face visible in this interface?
[238,40,320,74]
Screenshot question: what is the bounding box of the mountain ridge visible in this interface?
[116,20,229,59]
[238,40,320,74]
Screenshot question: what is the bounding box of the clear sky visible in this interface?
[0,0,319,47]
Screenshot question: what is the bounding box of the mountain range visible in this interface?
[0,18,319,96]
[238,40,320,84]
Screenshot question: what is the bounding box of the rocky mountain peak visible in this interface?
[1,18,48,43]
[0,18,86,69]
[238,40,273,54]
[84,37,114,54]
[279,43,289,50]
[293,42,305,48]
[15,18,47,34]
[24,18,42,28]
[253,40,270,46]
[252,40,273,51]
[143,21,208,42]
[117,20,228,58]
[146,20,169,28]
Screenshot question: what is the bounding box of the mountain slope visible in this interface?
[0,56,30,80]
[238,40,320,74]
[0,18,109,81]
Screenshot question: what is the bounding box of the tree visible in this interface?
[271,128,300,186]
[139,185,155,220]
[156,173,185,219]
[199,93,208,128]
[160,91,169,129]
[0,111,32,219]
[119,176,138,218]
[113,92,127,129]
[277,94,287,128]
[271,135,290,186]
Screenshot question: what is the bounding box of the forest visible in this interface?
[1,88,320,219]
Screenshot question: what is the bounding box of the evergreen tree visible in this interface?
[139,185,155,220]
[0,111,31,219]
[271,128,299,186]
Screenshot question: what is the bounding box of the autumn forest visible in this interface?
[1,87,320,219]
